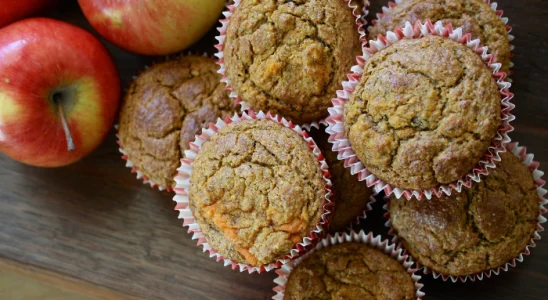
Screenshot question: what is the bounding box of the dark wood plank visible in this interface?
[0,258,133,299]
[1,1,547,299]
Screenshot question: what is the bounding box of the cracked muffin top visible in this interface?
[224,0,362,124]
[189,119,326,266]
[344,35,501,190]
[368,0,511,72]
[309,126,373,232]
[284,243,416,299]
[389,152,539,276]
[118,56,236,189]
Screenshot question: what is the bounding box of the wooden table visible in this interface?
[1,1,547,299]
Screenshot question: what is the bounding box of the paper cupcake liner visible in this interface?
[383,142,547,282]
[272,230,425,300]
[354,0,371,29]
[114,52,213,193]
[346,194,377,231]
[172,110,335,274]
[300,119,329,132]
[326,20,515,200]
[369,0,514,71]
[214,0,368,127]
[302,121,376,232]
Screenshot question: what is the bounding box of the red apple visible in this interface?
[0,0,58,28]
[78,0,226,55]
[0,18,120,167]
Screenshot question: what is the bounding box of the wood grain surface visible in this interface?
[1,1,547,299]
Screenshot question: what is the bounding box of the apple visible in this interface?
[77,0,226,55]
[0,18,120,167]
[0,0,58,28]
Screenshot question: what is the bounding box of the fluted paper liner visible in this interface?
[383,142,547,282]
[301,119,329,132]
[173,110,335,273]
[272,231,425,299]
[326,20,515,200]
[214,0,368,127]
[303,122,376,231]
[370,0,515,71]
[347,194,377,231]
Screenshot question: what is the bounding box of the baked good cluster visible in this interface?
[115,1,544,298]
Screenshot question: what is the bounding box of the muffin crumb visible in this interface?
[190,119,326,266]
[118,56,235,188]
[369,0,511,72]
[224,0,362,124]
[390,152,539,276]
[345,35,501,189]
[284,243,416,299]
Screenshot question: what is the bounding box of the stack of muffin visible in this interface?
[116,0,545,298]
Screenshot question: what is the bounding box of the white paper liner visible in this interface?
[351,0,371,30]
[173,110,335,273]
[114,52,214,193]
[272,230,425,299]
[383,142,547,282]
[346,194,377,231]
[300,119,329,132]
[360,1,371,28]
[326,20,515,200]
[214,0,368,127]
[369,0,514,70]
[303,121,376,232]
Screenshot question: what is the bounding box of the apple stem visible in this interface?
[54,94,76,152]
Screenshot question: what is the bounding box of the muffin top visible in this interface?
[284,243,416,300]
[344,35,501,190]
[368,0,511,72]
[189,119,326,266]
[118,56,235,188]
[309,126,373,232]
[390,152,539,276]
[224,0,361,124]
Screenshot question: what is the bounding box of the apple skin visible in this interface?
[0,18,120,167]
[0,0,58,28]
[78,0,226,55]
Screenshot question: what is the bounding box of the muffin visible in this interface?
[118,56,236,189]
[189,119,327,266]
[284,243,416,299]
[369,0,511,72]
[344,35,501,190]
[389,152,539,277]
[223,0,362,124]
[309,126,373,232]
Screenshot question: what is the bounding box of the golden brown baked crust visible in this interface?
[390,152,539,276]
[284,243,416,300]
[369,0,511,72]
[189,119,326,266]
[309,126,373,232]
[224,0,361,124]
[345,35,501,190]
[118,56,235,188]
